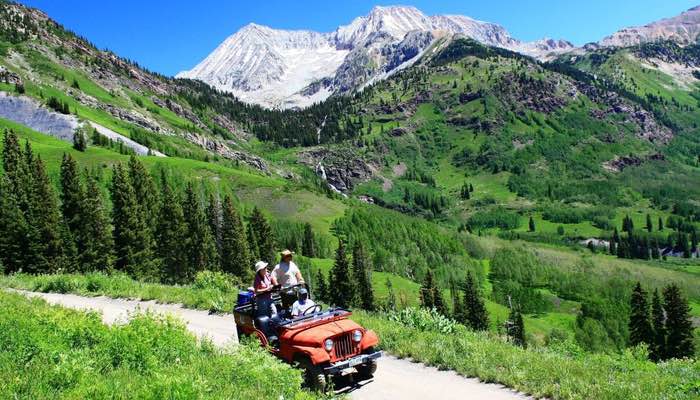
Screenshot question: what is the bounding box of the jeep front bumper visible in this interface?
[324,351,382,375]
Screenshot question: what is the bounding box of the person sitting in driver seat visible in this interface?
[291,288,316,317]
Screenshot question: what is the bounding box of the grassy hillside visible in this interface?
[0,116,346,235]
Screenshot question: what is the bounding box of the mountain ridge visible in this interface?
[177,5,574,108]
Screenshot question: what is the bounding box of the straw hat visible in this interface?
[280,249,295,257]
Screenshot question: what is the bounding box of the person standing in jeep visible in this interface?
[272,250,305,288]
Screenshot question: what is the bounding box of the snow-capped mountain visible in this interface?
[178,6,573,108]
[600,5,700,48]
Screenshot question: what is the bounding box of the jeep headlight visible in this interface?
[324,339,333,352]
[352,329,363,342]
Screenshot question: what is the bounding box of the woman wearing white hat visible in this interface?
[253,260,278,318]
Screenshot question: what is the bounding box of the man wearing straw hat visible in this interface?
[272,249,305,289]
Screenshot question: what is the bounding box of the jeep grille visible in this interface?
[333,333,356,360]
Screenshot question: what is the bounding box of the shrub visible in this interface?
[467,207,520,230]
[387,307,458,334]
[192,270,237,293]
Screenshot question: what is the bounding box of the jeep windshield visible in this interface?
[279,308,350,329]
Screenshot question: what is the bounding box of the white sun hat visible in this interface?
[255,261,269,273]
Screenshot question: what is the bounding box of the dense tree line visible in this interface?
[174,79,360,147]
[628,282,695,360]
[318,240,375,311]
[0,130,277,284]
[609,215,698,260]
[331,206,469,284]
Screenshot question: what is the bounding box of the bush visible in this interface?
[387,307,458,334]
[192,270,237,293]
[467,207,520,230]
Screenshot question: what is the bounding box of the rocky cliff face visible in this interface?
[0,92,79,141]
[298,148,374,194]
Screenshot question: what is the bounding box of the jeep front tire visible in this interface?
[297,357,327,392]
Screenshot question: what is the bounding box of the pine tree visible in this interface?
[420,269,436,309]
[80,170,112,271]
[646,214,653,233]
[246,224,260,261]
[663,284,695,359]
[0,130,30,272]
[0,174,28,273]
[507,307,526,347]
[182,183,218,275]
[220,195,251,280]
[352,242,375,311]
[302,222,316,257]
[651,239,660,260]
[609,236,617,255]
[249,206,274,264]
[127,156,158,230]
[622,215,634,233]
[207,193,222,269]
[314,268,328,303]
[72,129,86,152]
[629,282,653,347]
[156,171,188,283]
[650,289,666,361]
[110,163,156,278]
[420,269,447,315]
[2,131,31,215]
[463,271,489,331]
[60,154,84,261]
[329,239,355,308]
[678,232,691,258]
[25,153,64,273]
[528,216,536,232]
[658,217,664,231]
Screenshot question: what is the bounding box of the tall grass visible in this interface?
[0,271,242,313]
[0,291,318,400]
[353,309,700,400]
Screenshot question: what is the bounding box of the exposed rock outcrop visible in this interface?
[0,66,22,85]
[580,83,673,143]
[298,148,373,193]
[602,153,666,172]
[0,92,78,141]
[184,132,269,173]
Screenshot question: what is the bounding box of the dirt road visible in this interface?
[16,290,528,400]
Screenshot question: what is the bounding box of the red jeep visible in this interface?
[233,284,381,390]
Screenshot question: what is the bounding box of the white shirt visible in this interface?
[292,299,316,317]
[272,261,300,288]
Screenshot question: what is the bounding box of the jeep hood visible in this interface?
[285,318,362,346]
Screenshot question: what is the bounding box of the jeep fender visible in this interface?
[360,329,379,349]
[292,345,331,365]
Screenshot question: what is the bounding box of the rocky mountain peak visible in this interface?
[600,5,700,48]
[178,5,576,109]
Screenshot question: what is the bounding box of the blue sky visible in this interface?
[18,0,700,76]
